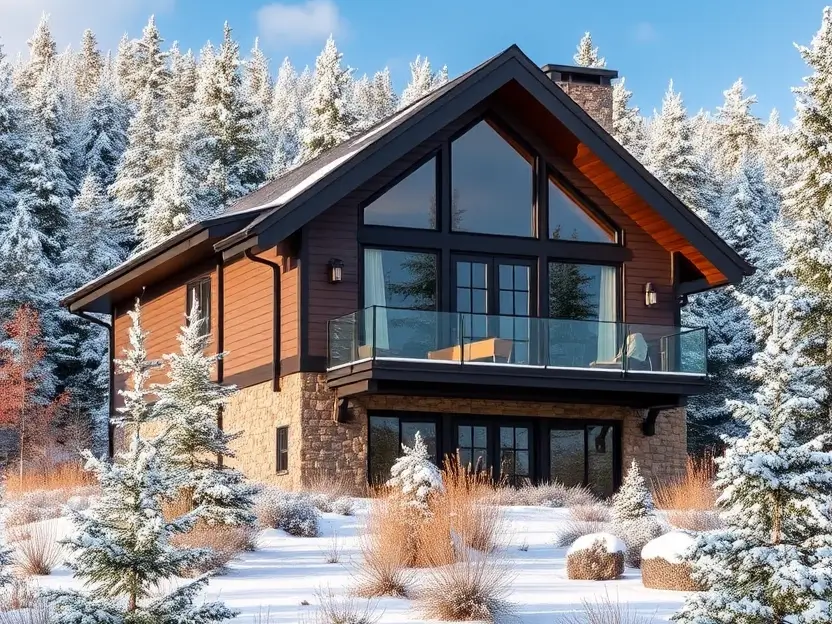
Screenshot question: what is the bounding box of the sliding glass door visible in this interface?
[548,422,618,498]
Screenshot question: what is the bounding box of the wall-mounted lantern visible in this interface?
[644,282,658,307]
[328,258,344,284]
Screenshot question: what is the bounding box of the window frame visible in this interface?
[367,412,442,484]
[359,245,440,312]
[546,419,622,496]
[546,168,620,245]
[546,260,623,323]
[276,426,289,473]
[185,277,211,337]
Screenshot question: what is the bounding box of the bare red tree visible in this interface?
[0,306,67,485]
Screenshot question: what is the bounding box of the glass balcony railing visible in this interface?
[327,306,707,376]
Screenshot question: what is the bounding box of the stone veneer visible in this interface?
[220,381,686,489]
[555,81,614,133]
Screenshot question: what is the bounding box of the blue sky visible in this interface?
[2,0,828,121]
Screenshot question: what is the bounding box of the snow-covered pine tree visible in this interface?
[643,81,719,223]
[350,74,373,132]
[370,67,397,121]
[611,78,645,158]
[154,298,256,526]
[243,37,272,170]
[674,293,832,624]
[16,13,56,98]
[269,57,303,177]
[50,301,236,623]
[113,32,138,101]
[387,431,444,511]
[132,15,169,103]
[399,55,443,109]
[573,32,606,68]
[780,6,832,431]
[136,155,197,250]
[110,85,162,251]
[53,174,123,438]
[0,41,26,224]
[714,78,761,175]
[300,36,355,161]
[75,29,103,101]
[188,23,267,211]
[80,70,130,187]
[611,459,653,523]
[352,68,398,132]
[759,109,789,189]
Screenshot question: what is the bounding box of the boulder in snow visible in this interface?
[566,532,625,581]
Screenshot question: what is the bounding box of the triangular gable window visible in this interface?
[363,158,437,229]
[548,175,615,243]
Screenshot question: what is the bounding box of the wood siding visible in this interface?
[304,97,679,360]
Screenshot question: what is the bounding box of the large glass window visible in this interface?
[550,424,617,498]
[451,120,534,237]
[186,278,211,337]
[499,426,530,485]
[548,262,618,367]
[369,415,437,483]
[548,176,616,243]
[363,158,437,229]
[364,248,438,357]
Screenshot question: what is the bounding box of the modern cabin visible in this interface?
[63,46,753,497]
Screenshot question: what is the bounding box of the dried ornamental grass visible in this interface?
[4,463,94,497]
[665,509,723,532]
[414,551,514,622]
[560,591,656,624]
[653,455,718,511]
[312,588,380,624]
[566,536,625,581]
[10,522,62,576]
[352,529,413,598]
[0,578,38,612]
[0,599,53,624]
[170,523,258,575]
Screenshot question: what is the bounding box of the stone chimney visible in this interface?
[541,64,618,133]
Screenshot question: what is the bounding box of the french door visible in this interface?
[454,420,532,485]
[452,255,536,364]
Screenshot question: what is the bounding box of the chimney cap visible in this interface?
[541,63,618,85]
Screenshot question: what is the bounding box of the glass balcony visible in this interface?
[327,306,707,376]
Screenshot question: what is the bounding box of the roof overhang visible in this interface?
[62,213,257,314]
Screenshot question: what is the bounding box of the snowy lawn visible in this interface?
[28,504,687,623]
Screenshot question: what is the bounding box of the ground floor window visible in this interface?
[276,426,288,473]
[368,414,438,484]
[549,423,616,498]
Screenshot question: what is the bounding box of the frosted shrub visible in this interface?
[489,482,597,507]
[611,460,653,523]
[554,520,610,547]
[306,492,354,515]
[330,497,355,516]
[387,432,443,511]
[255,488,319,537]
[613,517,666,568]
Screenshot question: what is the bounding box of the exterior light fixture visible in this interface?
[328,258,344,283]
[645,282,658,307]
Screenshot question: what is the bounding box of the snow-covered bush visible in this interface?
[554,520,610,547]
[305,491,354,515]
[566,534,625,580]
[569,503,611,522]
[171,524,259,576]
[254,488,319,537]
[329,497,355,516]
[611,460,653,523]
[387,431,443,511]
[488,482,597,507]
[613,517,667,568]
[641,531,701,591]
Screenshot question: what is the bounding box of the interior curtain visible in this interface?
[596,266,617,362]
[364,249,390,351]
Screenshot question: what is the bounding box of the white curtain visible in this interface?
[596,266,617,362]
[364,249,390,351]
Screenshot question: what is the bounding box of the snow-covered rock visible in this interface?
[641,531,696,564]
[567,532,626,555]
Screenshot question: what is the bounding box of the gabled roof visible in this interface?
[64,44,753,314]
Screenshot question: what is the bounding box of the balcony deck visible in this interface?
[327,307,708,407]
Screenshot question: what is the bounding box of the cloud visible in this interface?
[257,0,345,46]
[633,22,657,43]
[0,0,174,57]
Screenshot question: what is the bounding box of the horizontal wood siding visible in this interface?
[223,252,274,378]
[279,246,300,362]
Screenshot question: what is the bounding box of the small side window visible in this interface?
[276,426,289,473]
[186,278,211,336]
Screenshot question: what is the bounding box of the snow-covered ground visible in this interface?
[29,504,687,623]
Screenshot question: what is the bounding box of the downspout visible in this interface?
[70,310,114,457]
[216,257,225,467]
[245,250,282,391]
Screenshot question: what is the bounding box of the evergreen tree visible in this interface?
[611,459,653,523]
[75,29,103,101]
[0,41,26,223]
[113,33,137,101]
[370,67,398,121]
[573,32,606,68]
[269,57,303,176]
[300,36,355,161]
[611,78,645,157]
[387,431,443,512]
[714,78,761,174]
[780,6,832,429]
[154,299,257,526]
[135,155,197,250]
[110,85,161,250]
[189,24,267,210]
[50,302,236,623]
[644,81,719,223]
[759,109,789,189]
[674,294,832,624]
[399,56,444,109]
[16,13,56,98]
[243,37,272,160]
[132,15,168,103]
[81,71,130,187]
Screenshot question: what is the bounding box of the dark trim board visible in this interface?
[223,364,273,390]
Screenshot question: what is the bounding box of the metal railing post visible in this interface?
[371,305,377,360]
